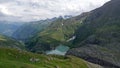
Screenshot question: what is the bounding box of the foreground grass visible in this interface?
[0,48,91,68]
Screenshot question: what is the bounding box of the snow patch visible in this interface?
[67,36,76,42]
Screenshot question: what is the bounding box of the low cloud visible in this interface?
[0,0,110,22]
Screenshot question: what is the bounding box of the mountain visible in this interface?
[0,47,103,68]
[63,15,72,19]
[8,0,120,67]
[0,35,25,49]
[26,13,89,53]
[12,18,57,42]
[0,22,22,36]
[67,0,120,68]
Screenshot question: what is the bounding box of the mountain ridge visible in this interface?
[67,0,120,68]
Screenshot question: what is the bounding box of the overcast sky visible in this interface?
[0,0,110,22]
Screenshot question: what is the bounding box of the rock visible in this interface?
[30,58,40,62]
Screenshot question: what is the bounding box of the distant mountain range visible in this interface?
[0,22,22,36]
[12,17,58,42]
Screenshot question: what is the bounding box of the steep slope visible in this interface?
[67,0,120,68]
[0,35,25,49]
[0,48,103,68]
[27,13,89,52]
[12,18,57,42]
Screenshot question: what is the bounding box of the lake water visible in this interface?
[46,44,70,55]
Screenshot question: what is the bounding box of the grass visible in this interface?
[0,35,7,41]
[0,35,25,49]
[29,16,85,47]
[0,47,91,68]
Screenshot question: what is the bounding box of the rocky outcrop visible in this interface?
[67,44,120,68]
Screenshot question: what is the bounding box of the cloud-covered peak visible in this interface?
[0,0,110,22]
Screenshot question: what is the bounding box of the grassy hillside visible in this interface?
[12,18,57,42]
[27,13,89,52]
[0,35,25,49]
[0,48,102,68]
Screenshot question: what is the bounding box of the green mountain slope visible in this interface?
[27,13,89,52]
[0,35,25,49]
[0,48,103,68]
[67,0,120,68]
[12,18,57,42]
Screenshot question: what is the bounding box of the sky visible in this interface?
[0,0,110,22]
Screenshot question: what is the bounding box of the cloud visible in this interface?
[0,0,110,22]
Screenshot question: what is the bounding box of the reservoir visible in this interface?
[46,44,69,55]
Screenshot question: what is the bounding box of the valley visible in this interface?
[0,0,120,68]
